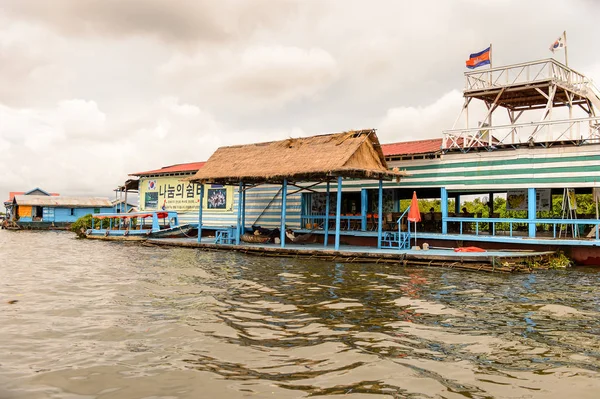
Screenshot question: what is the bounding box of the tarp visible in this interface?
[94,212,168,220]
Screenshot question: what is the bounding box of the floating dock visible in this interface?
[145,237,555,273]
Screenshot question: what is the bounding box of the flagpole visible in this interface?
[563,30,569,67]
[489,43,493,69]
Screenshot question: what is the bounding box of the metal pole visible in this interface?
[564,30,569,67]
[528,188,536,238]
[334,176,342,250]
[441,187,448,235]
[377,179,383,249]
[197,184,204,243]
[360,188,368,231]
[280,179,288,248]
[324,181,330,247]
[241,183,246,235]
[236,182,242,245]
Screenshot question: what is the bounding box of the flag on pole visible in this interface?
[465,47,491,69]
[550,32,567,52]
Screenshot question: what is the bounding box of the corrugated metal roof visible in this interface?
[382,138,443,156]
[130,162,206,176]
[6,191,59,202]
[14,195,113,207]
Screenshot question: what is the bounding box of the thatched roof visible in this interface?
[189,129,407,184]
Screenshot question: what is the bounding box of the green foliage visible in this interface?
[70,214,93,232]
[70,214,113,232]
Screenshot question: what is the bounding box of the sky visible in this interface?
[1,0,599,204]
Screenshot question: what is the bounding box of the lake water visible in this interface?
[1,230,599,398]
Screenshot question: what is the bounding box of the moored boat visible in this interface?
[86,211,192,241]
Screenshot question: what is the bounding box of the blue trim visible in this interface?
[528,188,536,238]
[197,185,204,242]
[335,177,342,250]
[377,179,383,249]
[441,187,448,235]
[281,179,288,248]
[361,188,368,231]
[324,181,330,247]
[236,182,242,245]
[241,185,246,234]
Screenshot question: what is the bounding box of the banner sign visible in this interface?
[139,177,233,213]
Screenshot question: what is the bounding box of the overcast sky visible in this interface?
[1,0,599,203]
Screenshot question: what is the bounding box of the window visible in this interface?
[70,208,75,216]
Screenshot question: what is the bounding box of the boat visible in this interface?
[85,211,194,241]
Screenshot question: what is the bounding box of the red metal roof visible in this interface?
[130,162,206,176]
[382,138,443,156]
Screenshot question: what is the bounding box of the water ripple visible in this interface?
[1,230,599,398]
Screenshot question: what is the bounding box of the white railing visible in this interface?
[443,117,600,149]
[465,59,589,92]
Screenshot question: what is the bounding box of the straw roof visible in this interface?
[189,129,407,184]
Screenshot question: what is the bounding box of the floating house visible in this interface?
[3,188,60,220]
[7,194,113,229]
[126,58,600,266]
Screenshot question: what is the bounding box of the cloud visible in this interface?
[1,0,600,206]
[378,91,465,143]
[2,0,299,44]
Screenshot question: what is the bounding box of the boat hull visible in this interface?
[148,224,195,239]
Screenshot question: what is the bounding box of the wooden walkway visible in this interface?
[145,237,555,273]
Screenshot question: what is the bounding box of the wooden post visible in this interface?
[528,188,536,238]
[377,179,383,249]
[334,176,342,250]
[324,180,330,247]
[197,184,204,243]
[280,179,288,248]
[236,182,242,245]
[441,187,448,235]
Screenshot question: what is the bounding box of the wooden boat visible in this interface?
[149,223,195,238]
[86,211,192,241]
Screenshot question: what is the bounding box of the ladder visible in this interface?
[559,188,578,238]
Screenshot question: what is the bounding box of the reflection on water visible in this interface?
[1,230,599,398]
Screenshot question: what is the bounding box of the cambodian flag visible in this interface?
[466,47,491,69]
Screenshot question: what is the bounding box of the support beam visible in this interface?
[241,184,246,235]
[280,179,288,248]
[197,184,204,243]
[236,182,243,245]
[528,188,536,238]
[377,179,383,249]
[324,181,330,247]
[455,195,461,215]
[441,187,448,235]
[361,188,368,231]
[334,177,342,251]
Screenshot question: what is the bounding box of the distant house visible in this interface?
[8,195,113,229]
[3,188,60,221]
